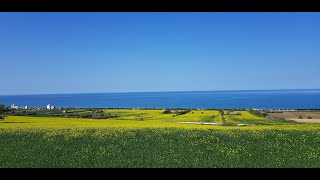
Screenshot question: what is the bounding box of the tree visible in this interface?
[0,104,9,120]
[163,109,172,114]
[298,116,303,119]
[0,104,9,114]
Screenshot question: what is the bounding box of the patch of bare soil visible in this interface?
[289,118,320,123]
[267,111,320,123]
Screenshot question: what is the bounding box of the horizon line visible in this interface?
[1,88,320,96]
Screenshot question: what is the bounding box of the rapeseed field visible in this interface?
[0,110,319,167]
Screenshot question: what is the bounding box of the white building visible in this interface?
[24,106,28,109]
[11,104,18,109]
[47,104,55,110]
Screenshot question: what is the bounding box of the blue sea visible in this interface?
[1,90,320,109]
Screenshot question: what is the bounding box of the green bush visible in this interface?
[163,109,171,114]
[248,109,267,117]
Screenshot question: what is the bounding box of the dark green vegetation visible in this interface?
[162,109,172,114]
[248,109,268,118]
[0,104,9,113]
[1,128,320,167]
[5,109,118,119]
[0,104,9,120]
[162,108,191,115]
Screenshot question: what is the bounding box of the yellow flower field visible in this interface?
[1,110,320,167]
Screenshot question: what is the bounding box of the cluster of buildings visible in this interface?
[10,104,28,110]
[46,104,55,110]
[10,104,56,110]
[252,108,297,112]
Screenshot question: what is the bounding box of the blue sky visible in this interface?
[0,12,319,95]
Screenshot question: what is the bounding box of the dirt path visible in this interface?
[219,110,227,125]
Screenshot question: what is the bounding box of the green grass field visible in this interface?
[0,109,320,167]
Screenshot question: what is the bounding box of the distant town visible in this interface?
[10,104,61,110]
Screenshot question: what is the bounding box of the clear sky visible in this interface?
[0,12,319,95]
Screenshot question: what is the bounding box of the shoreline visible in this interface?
[7,107,320,111]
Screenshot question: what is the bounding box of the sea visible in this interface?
[1,90,320,109]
